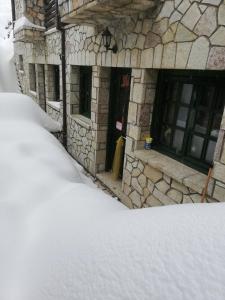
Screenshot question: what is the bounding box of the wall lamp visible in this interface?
[102,27,118,53]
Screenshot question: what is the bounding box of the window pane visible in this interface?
[211,113,222,138]
[161,126,172,146]
[194,110,209,134]
[205,141,216,164]
[163,103,175,124]
[176,107,188,128]
[171,82,179,102]
[190,135,204,159]
[172,130,184,153]
[181,84,193,104]
[200,86,215,107]
[217,88,225,111]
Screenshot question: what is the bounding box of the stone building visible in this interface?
[13,0,225,208]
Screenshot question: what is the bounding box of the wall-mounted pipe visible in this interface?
[11,0,16,22]
[56,0,67,150]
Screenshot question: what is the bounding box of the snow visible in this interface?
[47,100,61,110]
[1,92,225,300]
[0,93,61,132]
[0,38,18,93]
[0,1,11,39]
[14,16,45,33]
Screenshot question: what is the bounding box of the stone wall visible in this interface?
[46,103,62,123]
[63,0,225,70]
[14,0,225,208]
[123,151,216,208]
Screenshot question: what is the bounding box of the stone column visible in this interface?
[45,64,55,102]
[126,68,158,153]
[122,68,158,201]
[36,64,46,110]
[90,66,111,174]
[211,111,225,202]
[66,65,80,115]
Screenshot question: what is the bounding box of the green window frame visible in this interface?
[79,66,92,118]
[151,70,225,173]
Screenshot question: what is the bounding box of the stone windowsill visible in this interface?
[71,114,92,130]
[29,90,37,97]
[19,70,24,74]
[47,101,61,111]
[44,27,58,36]
[133,149,214,197]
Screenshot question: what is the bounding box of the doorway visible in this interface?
[106,68,131,174]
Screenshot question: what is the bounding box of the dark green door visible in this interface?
[106,68,131,173]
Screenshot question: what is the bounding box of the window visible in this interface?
[79,66,92,118]
[152,70,225,173]
[53,65,60,101]
[45,0,57,30]
[29,64,36,92]
[19,55,23,71]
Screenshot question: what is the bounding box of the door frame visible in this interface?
[105,67,131,172]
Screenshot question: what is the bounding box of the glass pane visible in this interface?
[176,106,188,128]
[181,84,193,104]
[163,103,175,124]
[194,110,209,134]
[211,113,222,138]
[160,126,172,146]
[170,81,179,102]
[172,130,184,153]
[190,135,204,159]
[205,141,216,164]
[199,86,215,108]
[216,88,225,111]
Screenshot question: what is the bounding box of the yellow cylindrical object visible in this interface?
[112,136,124,180]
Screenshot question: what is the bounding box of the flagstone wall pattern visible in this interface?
[14,0,225,207]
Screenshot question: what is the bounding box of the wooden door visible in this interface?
[106,68,131,173]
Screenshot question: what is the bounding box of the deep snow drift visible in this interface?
[1,93,225,300]
[0,37,18,93]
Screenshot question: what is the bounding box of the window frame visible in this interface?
[18,55,24,71]
[29,63,37,92]
[53,65,60,101]
[44,0,57,30]
[79,66,92,119]
[151,70,225,173]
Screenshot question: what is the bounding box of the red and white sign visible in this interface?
[116,121,123,131]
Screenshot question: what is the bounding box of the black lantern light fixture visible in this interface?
[102,27,118,53]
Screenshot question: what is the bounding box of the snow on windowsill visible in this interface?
[14,16,45,34]
[29,90,37,97]
[44,27,59,36]
[71,114,92,130]
[47,101,61,111]
[133,149,214,196]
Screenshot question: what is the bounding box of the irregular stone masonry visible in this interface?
[14,0,225,208]
[46,104,62,123]
[122,153,217,209]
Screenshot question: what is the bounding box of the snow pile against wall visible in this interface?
[1,93,225,300]
[0,38,18,92]
[0,93,62,132]
[14,16,45,33]
[0,1,11,39]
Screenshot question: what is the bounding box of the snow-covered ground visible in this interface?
[1,92,225,300]
[0,6,225,296]
[0,1,18,93]
[0,37,20,93]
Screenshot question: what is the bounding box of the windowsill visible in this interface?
[44,27,58,36]
[47,101,60,111]
[19,70,24,74]
[71,114,92,130]
[29,90,37,97]
[133,149,214,196]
